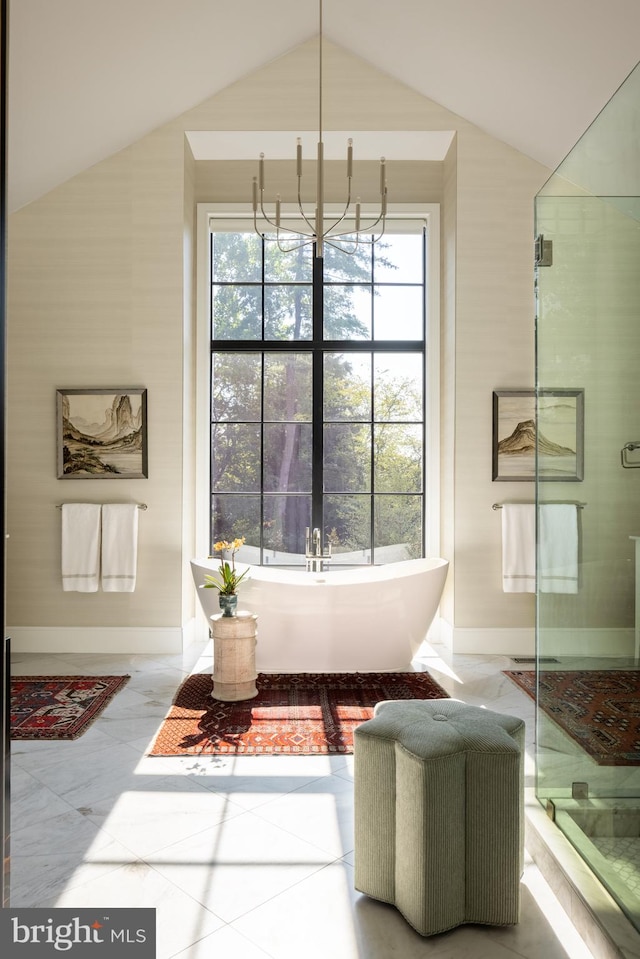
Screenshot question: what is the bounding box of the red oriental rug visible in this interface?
[505,669,640,766]
[149,671,449,756]
[10,675,130,741]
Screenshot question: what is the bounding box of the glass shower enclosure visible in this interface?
[535,61,640,930]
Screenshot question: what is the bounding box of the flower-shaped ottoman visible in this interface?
[354,697,525,936]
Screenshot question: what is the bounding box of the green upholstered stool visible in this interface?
[354,698,525,937]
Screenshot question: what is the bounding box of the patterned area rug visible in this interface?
[505,669,640,766]
[149,671,449,756]
[11,675,130,741]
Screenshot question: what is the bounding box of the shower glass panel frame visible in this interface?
[535,60,640,931]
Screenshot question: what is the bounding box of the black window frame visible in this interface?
[208,227,428,566]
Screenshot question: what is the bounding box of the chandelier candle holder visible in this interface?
[252,0,388,258]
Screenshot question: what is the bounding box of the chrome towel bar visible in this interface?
[492,502,585,510]
[621,442,640,468]
[56,502,147,510]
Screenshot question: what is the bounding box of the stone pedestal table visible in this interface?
[211,611,258,702]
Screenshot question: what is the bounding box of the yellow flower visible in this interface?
[213,537,245,554]
[205,533,249,594]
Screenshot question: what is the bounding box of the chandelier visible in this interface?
[251,0,388,258]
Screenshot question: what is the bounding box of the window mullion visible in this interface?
[312,249,324,534]
[260,236,266,563]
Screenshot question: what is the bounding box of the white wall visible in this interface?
[6,39,549,654]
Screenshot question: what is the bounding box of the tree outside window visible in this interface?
[209,229,425,567]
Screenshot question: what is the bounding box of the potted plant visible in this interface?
[204,537,249,616]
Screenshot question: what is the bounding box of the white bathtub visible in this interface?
[190,556,449,672]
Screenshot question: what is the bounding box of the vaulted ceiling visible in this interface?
[7,0,640,211]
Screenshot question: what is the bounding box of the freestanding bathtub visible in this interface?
[190,556,449,672]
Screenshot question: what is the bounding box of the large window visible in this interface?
[206,219,431,567]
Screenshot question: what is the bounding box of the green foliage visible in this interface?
[203,538,250,594]
[203,561,249,595]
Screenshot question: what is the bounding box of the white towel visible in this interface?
[501,504,536,593]
[101,504,139,592]
[540,504,579,594]
[61,503,101,592]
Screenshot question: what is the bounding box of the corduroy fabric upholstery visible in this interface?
[354,698,525,936]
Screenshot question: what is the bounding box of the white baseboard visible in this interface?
[181,617,203,650]
[437,621,635,658]
[536,627,634,657]
[7,626,185,655]
[438,622,535,655]
[9,622,633,659]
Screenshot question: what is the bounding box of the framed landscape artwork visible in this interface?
[57,388,148,479]
[492,388,584,482]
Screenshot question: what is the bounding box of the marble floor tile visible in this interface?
[94,698,186,746]
[80,775,247,858]
[147,807,333,923]
[10,653,88,676]
[11,763,79,822]
[12,797,132,862]
[10,724,129,769]
[202,770,337,812]
[19,739,155,808]
[231,859,362,958]
[251,770,355,858]
[8,643,610,959]
[10,848,138,908]
[232,857,591,959]
[50,860,225,959]
[171,923,275,959]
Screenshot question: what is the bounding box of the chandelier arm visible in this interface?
[325,220,387,251]
[296,185,317,234]
[325,236,359,256]
[274,235,316,253]
[324,217,385,243]
[257,202,387,247]
[257,198,280,231]
[320,185,353,236]
[272,223,314,240]
[253,209,271,237]
[351,210,386,235]
[372,221,387,243]
[325,226,362,242]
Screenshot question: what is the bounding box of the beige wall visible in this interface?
[450,121,548,649]
[6,39,549,654]
[439,137,457,627]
